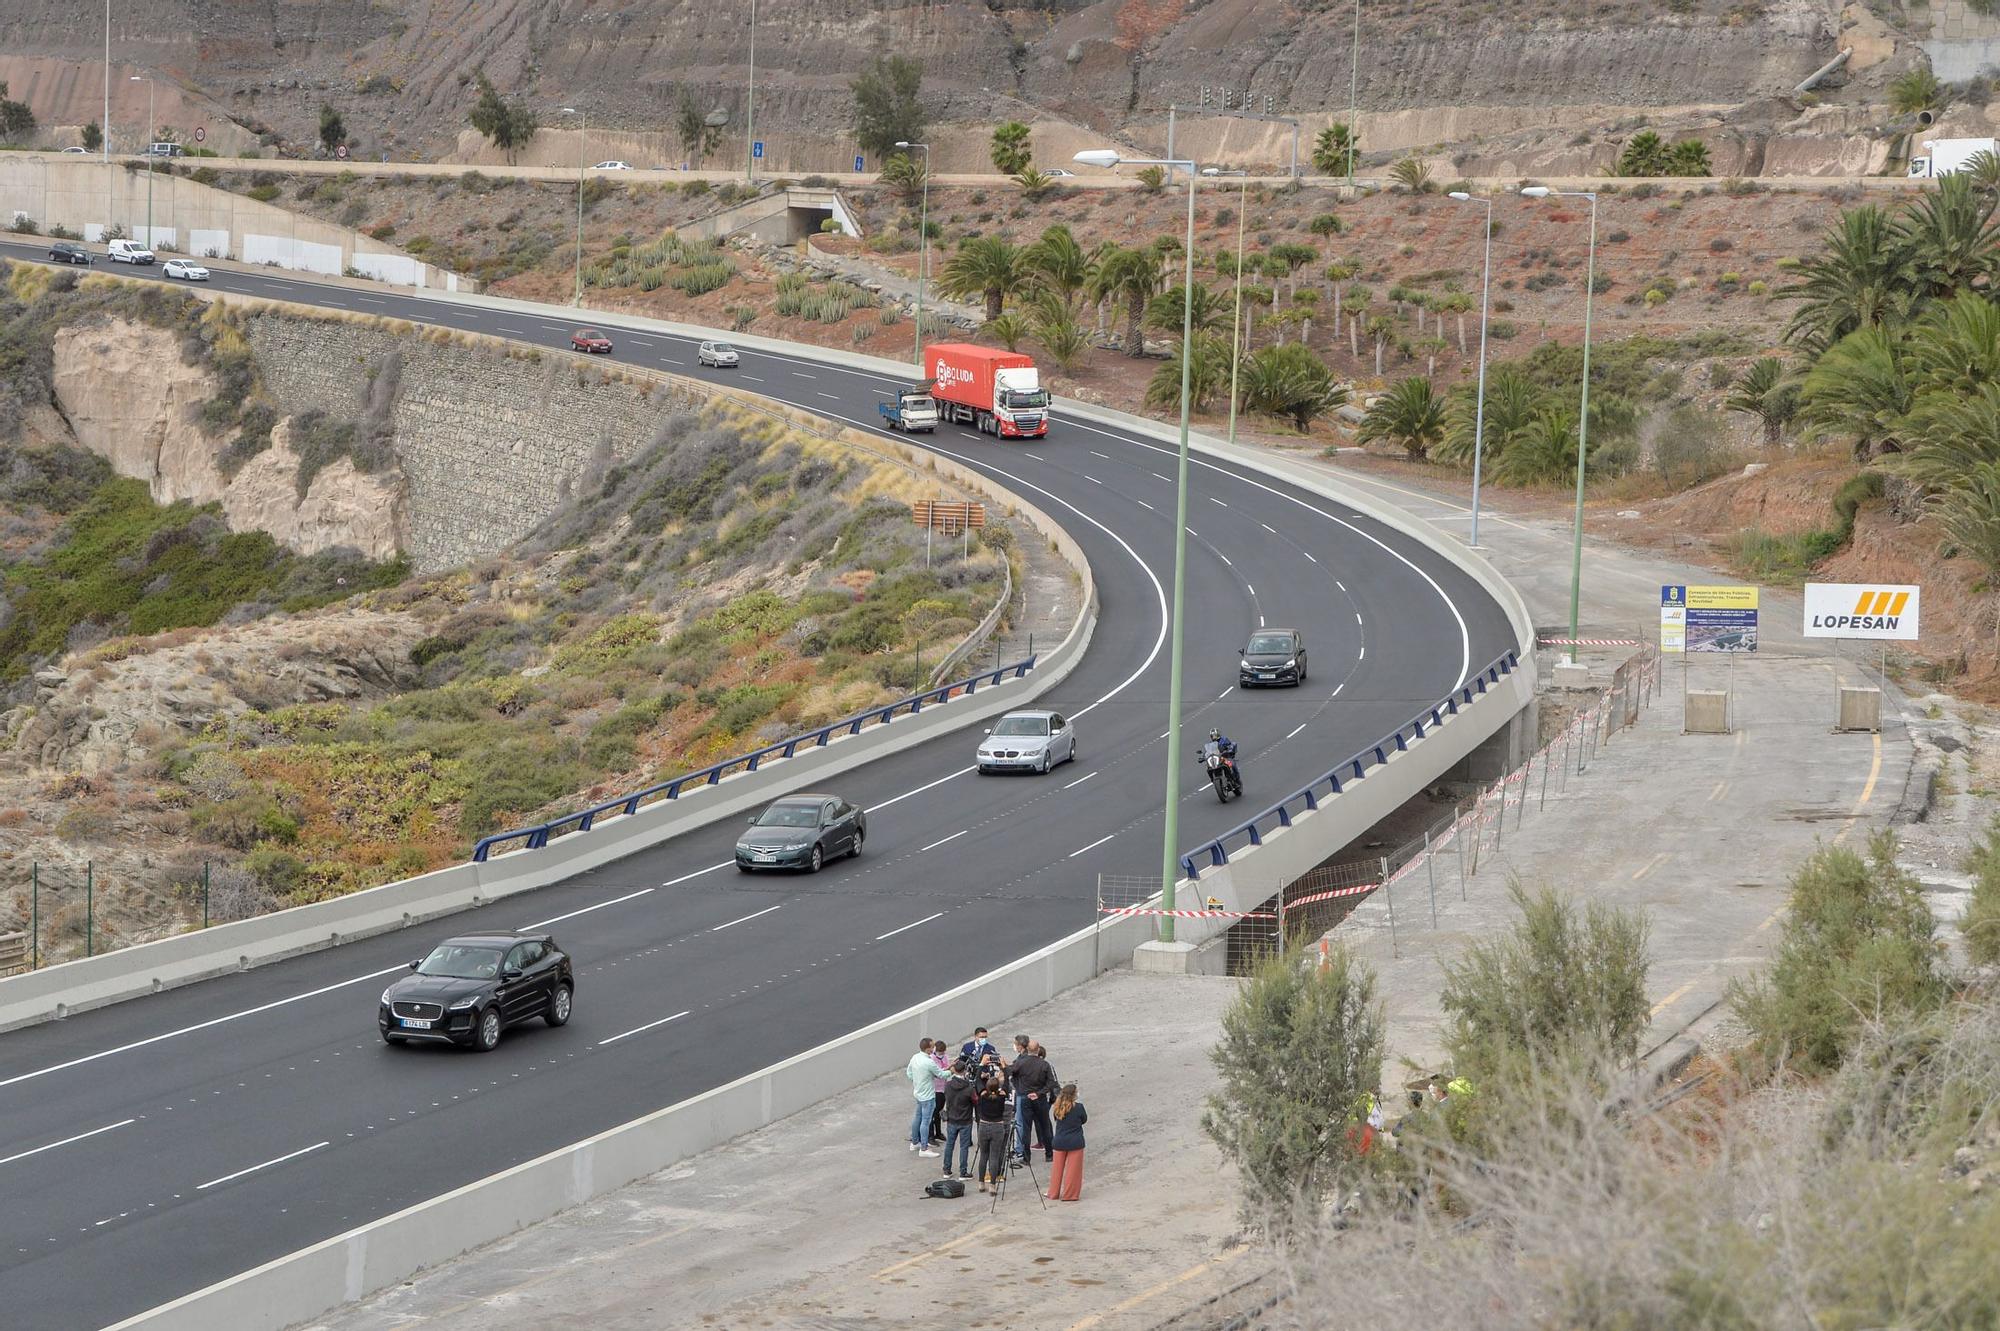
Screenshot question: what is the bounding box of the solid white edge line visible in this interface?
[1069,834,1115,858]
[0,966,411,1092]
[875,912,945,942]
[519,885,657,930]
[196,1141,329,1191]
[1062,771,1097,789]
[918,830,969,853]
[0,1118,137,1169]
[598,1011,691,1046]
[711,904,782,932]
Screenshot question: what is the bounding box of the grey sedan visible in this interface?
[976,710,1075,774]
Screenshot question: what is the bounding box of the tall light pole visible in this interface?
[102,0,111,162]
[561,107,585,306]
[1346,0,1361,187]
[131,74,151,246]
[1077,147,1200,944]
[1522,186,1599,665]
[896,139,929,370]
[745,0,757,182]
[1447,190,1493,549]
[1203,167,1250,445]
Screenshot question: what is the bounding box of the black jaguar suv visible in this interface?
[379,932,572,1051]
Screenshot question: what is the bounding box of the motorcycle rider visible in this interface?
[1203,727,1242,795]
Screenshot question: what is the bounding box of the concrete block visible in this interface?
[1837,686,1882,733]
[1551,661,1592,689]
[1684,689,1730,734]
[1131,939,1228,975]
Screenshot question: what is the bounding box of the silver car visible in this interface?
[976,710,1075,775]
[697,340,740,367]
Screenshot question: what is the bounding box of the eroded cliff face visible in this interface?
[47,319,405,562]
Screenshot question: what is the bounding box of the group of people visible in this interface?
[903,1026,1087,1201]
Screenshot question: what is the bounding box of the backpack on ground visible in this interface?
[924,1176,966,1199]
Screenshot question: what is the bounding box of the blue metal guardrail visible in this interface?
[472,655,1037,862]
[1180,649,1522,881]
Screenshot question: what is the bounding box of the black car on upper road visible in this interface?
[1239,627,1309,687]
[48,241,91,265]
[735,793,865,873]
[379,932,572,1051]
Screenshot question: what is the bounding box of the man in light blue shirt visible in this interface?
[906,1038,943,1156]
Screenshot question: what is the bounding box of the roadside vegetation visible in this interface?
[1215,835,2000,1327]
[130,405,1010,907]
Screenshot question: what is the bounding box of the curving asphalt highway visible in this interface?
[0,239,1512,1328]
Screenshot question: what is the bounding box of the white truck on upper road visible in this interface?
[1907,136,1998,178]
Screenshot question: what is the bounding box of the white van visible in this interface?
[107,239,157,265]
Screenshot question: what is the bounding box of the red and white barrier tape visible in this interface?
[1099,906,1274,920]
[1538,637,1646,647]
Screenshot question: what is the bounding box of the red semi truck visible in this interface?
[925,343,1049,438]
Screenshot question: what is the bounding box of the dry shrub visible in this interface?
[1271,998,2000,1330]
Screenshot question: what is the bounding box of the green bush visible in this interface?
[1201,942,1385,1228]
[1731,833,1946,1074]
[1962,819,2000,967]
[246,184,280,203]
[1439,881,1651,1091]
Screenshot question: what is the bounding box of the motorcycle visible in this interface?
[1201,742,1243,804]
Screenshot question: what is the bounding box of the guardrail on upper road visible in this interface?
[1181,648,1522,879]
[473,655,1036,860]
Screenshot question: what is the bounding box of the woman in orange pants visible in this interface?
[1046,1082,1087,1201]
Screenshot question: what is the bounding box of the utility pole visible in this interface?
[746,0,757,181]
[1347,0,1361,186]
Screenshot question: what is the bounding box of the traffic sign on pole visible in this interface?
[752,140,763,160]
[854,154,865,172]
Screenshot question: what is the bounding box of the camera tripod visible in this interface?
[991,1114,1046,1212]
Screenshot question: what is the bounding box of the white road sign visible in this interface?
[1803,583,1920,640]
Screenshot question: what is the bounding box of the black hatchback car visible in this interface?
[735,793,865,872]
[48,242,91,265]
[379,932,572,1051]
[1239,627,1309,687]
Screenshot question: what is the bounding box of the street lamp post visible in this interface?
[1077,147,1200,944]
[1447,190,1493,548]
[896,140,930,370]
[102,0,111,162]
[562,107,585,306]
[1203,167,1250,445]
[746,0,757,182]
[1346,0,1361,187]
[130,75,151,246]
[1522,185,1600,664]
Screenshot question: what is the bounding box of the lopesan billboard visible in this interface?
[1802,583,1921,640]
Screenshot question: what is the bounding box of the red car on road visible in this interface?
[571,328,613,354]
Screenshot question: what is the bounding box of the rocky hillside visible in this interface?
[0,0,1909,171]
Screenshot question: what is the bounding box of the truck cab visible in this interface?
[992,367,1049,437]
[878,386,939,433]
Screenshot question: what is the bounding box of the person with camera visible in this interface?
[939,1059,978,1179]
[972,1069,1012,1192]
[1005,1035,1056,1164]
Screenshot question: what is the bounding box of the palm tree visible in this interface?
[1492,409,1581,486]
[1438,364,1544,466]
[986,312,1029,352]
[940,236,1027,322]
[1799,326,1913,458]
[1436,292,1475,355]
[1666,139,1712,177]
[1897,173,2000,303]
[1890,68,1943,116]
[1616,130,1668,178]
[1365,314,1396,377]
[1145,281,1232,337]
[1090,245,1163,358]
[1357,375,1446,459]
[1325,259,1360,330]
[1905,290,2000,401]
[1268,242,1319,299]
[1144,332,1231,412]
[1389,156,1433,193]
[1777,206,1918,353]
[1024,224,1095,320]
[1969,150,2000,194]
[1724,356,1801,445]
[1240,343,1348,431]
[880,152,927,201]
[1417,335,1451,378]
[1033,306,1092,372]
[1014,167,1056,200]
[1292,288,1320,344]
[1311,122,1355,175]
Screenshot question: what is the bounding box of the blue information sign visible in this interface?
[752,140,764,160]
[854,154,865,172]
